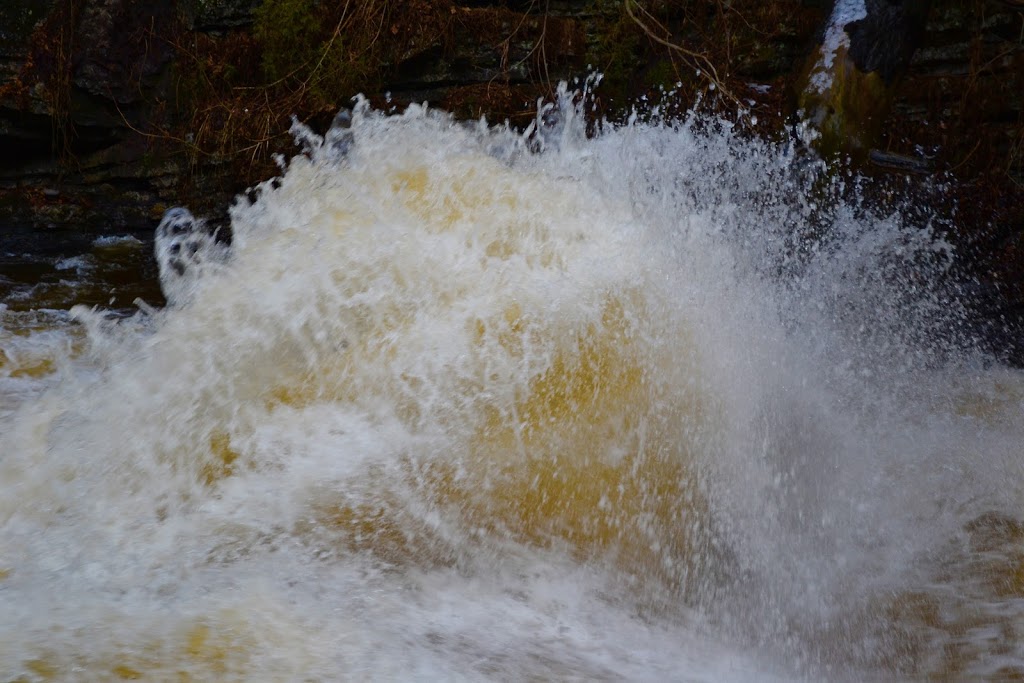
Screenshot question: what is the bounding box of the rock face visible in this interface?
[0,1,59,162]
[0,0,185,230]
[0,0,601,231]
[0,1,817,232]
[847,0,931,82]
[0,1,1019,243]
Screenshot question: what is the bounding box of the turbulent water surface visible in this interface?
[2,94,1024,681]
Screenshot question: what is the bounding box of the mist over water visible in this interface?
[2,91,1024,680]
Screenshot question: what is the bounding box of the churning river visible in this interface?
[2,94,1024,681]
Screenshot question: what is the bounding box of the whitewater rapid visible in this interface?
[2,93,1024,681]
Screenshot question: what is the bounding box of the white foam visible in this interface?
[93,235,144,247]
[54,255,94,272]
[0,92,1021,680]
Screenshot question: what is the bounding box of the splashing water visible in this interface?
[2,91,1024,681]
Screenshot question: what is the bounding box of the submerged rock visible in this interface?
[154,207,230,306]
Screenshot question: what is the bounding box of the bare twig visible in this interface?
[623,0,741,108]
[949,138,982,174]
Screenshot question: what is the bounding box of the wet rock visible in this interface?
[796,0,932,159]
[72,0,178,105]
[847,0,931,83]
[392,8,585,93]
[0,1,55,158]
[188,0,262,31]
[0,0,50,73]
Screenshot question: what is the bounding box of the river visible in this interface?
[2,92,1023,681]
